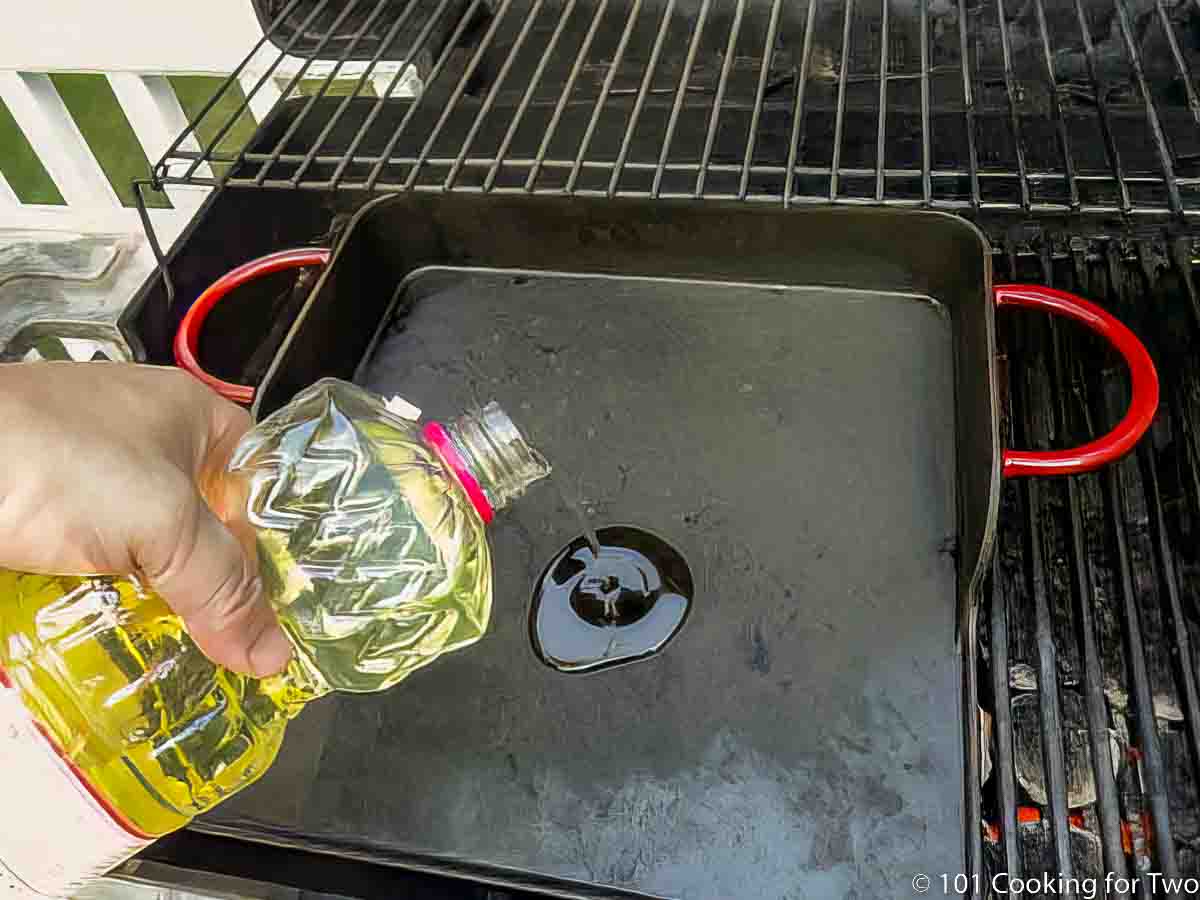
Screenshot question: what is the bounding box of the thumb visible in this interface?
[143,490,292,677]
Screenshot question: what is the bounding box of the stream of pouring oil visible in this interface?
[531,476,693,673]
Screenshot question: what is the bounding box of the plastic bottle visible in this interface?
[0,378,549,897]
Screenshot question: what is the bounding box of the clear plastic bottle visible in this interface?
[0,379,549,897]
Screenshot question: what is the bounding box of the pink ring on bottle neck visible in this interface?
[421,421,495,525]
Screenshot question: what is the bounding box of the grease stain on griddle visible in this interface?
[530,526,693,673]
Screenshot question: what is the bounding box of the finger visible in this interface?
[189,377,253,508]
[192,386,262,564]
[144,494,292,677]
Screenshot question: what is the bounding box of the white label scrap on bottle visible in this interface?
[384,396,422,421]
[0,677,150,898]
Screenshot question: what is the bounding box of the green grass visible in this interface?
[168,75,259,180]
[0,97,65,205]
[293,77,378,99]
[49,73,171,209]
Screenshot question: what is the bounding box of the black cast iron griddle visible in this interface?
[194,197,1155,900]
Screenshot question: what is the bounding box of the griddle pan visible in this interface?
[195,196,1157,900]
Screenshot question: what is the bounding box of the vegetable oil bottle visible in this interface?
[0,379,549,898]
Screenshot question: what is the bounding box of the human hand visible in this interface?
[0,362,291,676]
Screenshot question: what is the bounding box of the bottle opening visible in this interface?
[423,402,550,523]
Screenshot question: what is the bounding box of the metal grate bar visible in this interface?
[918,0,930,205]
[1112,0,1181,214]
[566,0,643,193]
[445,0,546,190]
[254,0,390,186]
[783,0,818,208]
[993,0,1030,211]
[738,0,783,200]
[829,0,855,201]
[1025,258,1077,898]
[609,0,676,196]
[1030,0,1078,209]
[187,0,340,183]
[326,0,460,187]
[229,0,360,183]
[1140,440,1200,800]
[1170,230,1200,331]
[1049,322,1130,897]
[989,555,1022,885]
[174,152,1183,183]
[526,0,610,191]
[154,0,307,180]
[1098,241,1182,884]
[650,0,709,197]
[143,171,1189,217]
[145,171,1193,216]
[955,0,979,208]
[695,0,746,197]
[406,0,516,189]
[1157,0,1200,125]
[873,0,888,202]
[1107,456,1182,884]
[1071,0,1131,214]
[290,0,427,185]
[485,0,580,191]
[965,617,985,900]
[363,0,485,190]
[1026,478,1076,892]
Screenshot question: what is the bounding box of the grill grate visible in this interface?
[985,236,1200,895]
[150,0,1200,216]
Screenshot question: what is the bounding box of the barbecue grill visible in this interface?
[118,0,1200,896]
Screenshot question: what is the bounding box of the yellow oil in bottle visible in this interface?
[0,571,302,836]
[0,381,545,838]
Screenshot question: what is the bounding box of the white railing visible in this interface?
[0,0,422,363]
[0,0,409,362]
[0,0,271,247]
[0,0,415,250]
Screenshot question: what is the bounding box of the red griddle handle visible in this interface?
[174,247,331,405]
[995,284,1159,478]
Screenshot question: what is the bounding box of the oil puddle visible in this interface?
[530,526,693,673]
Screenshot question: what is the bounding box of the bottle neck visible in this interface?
[423,403,550,523]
